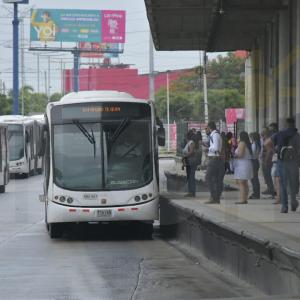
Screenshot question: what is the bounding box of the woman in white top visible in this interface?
[234,131,253,204]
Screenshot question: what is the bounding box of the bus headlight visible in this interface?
[134,196,141,202]
[59,196,66,203]
[142,194,148,200]
[67,197,73,204]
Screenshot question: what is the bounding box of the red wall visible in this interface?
[64,67,185,99]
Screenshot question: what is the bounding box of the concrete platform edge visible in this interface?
[160,197,300,296]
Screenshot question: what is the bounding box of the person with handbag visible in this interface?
[182,130,197,197]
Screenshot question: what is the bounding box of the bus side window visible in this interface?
[30,126,34,157]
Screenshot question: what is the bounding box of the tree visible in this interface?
[0,86,58,116]
[50,93,63,102]
[154,52,246,122]
[0,94,12,115]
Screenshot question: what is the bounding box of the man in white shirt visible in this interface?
[204,121,224,204]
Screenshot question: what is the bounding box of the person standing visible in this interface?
[249,132,261,199]
[204,122,224,204]
[261,128,275,198]
[182,130,197,197]
[268,123,280,204]
[234,131,253,204]
[269,118,300,213]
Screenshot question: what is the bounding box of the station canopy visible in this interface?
[145,0,287,51]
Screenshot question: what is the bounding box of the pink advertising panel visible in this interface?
[102,10,126,43]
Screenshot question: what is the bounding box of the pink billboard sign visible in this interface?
[226,108,245,124]
[102,10,126,43]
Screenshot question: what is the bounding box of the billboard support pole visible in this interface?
[73,49,79,92]
[12,3,19,114]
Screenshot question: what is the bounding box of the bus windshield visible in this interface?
[8,125,24,161]
[52,103,152,191]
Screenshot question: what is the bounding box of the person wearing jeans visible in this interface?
[269,118,300,213]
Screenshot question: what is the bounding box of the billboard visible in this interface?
[30,9,126,43]
[102,10,126,43]
[79,42,120,58]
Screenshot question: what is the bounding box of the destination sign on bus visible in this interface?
[82,106,121,113]
[51,102,151,124]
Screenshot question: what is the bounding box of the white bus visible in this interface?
[40,91,165,238]
[0,115,35,178]
[29,114,45,174]
[0,123,9,193]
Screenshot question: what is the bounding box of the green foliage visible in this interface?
[155,52,245,122]
[50,92,63,102]
[0,94,12,115]
[0,86,59,116]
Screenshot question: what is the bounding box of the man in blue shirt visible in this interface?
[269,118,300,213]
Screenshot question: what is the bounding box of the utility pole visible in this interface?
[166,71,170,152]
[12,3,19,115]
[203,51,209,124]
[20,18,25,115]
[48,56,51,101]
[60,58,63,94]
[149,32,155,101]
[37,54,40,93]
[44,71,48,100]
[73,48,80,92]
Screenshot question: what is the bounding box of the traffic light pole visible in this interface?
[12,3,19,114]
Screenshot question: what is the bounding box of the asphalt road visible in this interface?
[0,163,263,300]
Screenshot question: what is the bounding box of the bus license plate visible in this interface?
[96,209,112,218]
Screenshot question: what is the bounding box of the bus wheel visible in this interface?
[23,173,29,179]
[0,185,5,193]
[48,223,64,239]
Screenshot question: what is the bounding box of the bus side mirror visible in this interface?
[157,126,165,147]
[38,124,47,156]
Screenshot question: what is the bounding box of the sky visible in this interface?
[0,0,212,95]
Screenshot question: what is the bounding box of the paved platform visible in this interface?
[160,157,300,296]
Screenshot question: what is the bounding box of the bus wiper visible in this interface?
[109,117,130,145]
[73,120,96,157]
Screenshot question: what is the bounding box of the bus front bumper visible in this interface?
[47,197,159,223]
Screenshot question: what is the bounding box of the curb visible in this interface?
[160,197,300,296]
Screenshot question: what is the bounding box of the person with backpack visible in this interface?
[269,118,300,213]
[204,121,224,204]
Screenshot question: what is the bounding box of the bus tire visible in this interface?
[24,172,29,179]
[0,185,5,193]
[48,223,64,239]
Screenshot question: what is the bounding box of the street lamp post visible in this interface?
[166,71,170,152]
[3,0,29,115]
[12,3,19,114]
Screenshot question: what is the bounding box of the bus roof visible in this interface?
[0,115,34,125]
[58,91,148,105]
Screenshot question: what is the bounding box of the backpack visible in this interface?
[279,133,300,163]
